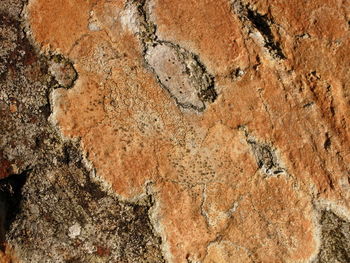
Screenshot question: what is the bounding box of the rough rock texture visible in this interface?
[1,0,350,262]
[0,0,164,262]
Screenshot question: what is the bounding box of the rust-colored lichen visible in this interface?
[26,0,350,262]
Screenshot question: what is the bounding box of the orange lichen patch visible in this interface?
[155,182,213,263]
[28,0,350,261]
[83,123,159,197]
[308,7,348,41]
[27,0,96,54]
[204,241,253,263]
[51,39,181,198]
[0,244,20,263]
[223,176,317,262]
[92,0,126,41]
[150,0,249,75]
[52,74,106,138]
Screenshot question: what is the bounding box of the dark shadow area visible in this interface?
[0,170,28,250]
[246,8,286,59]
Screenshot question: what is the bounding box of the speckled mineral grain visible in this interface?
[2,0,350,262]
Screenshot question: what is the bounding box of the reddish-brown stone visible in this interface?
[0,153,12,179]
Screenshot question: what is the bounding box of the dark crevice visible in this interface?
[246,9,272,42]
[232,1,286,60]
[303,101,314,108]
[324,132,331,151]
[247,139,285,176]
[0,170,29,250]
[240,127,286,177]
[229,67,245,80]
[246,9,286,59]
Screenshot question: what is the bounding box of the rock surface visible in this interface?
[1,0,350,262]
[0,0,164,262]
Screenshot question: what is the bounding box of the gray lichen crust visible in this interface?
[8,152,165,263]
[128,0,218,112]
[145,42,217,111]
[314,210,350,263]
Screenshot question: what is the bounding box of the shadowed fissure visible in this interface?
[231,0,286,60]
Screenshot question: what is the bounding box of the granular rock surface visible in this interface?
[1,0,350,262]
[0,0,164,262]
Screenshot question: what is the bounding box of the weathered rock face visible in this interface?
[1,0,350,262]
[0,0,164,262]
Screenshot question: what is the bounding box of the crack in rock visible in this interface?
[231,0,286,60]
[127,0,218,112]
[240,127,286,177]
[0,170,29,249]
[247,139,286,176]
